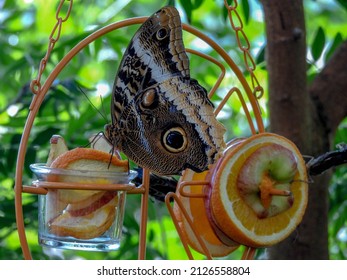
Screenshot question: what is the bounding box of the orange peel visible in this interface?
[173,170,239,257]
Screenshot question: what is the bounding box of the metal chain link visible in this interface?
[224,0,264,99]
[30,0,73,95]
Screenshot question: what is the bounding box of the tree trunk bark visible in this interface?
[259,0,347,259]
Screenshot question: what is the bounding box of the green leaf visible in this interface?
[167,0,175,6]
[241,0,250,24]
[335,0,347,11]
[311,26,326,61]
[192,0,204,9]
[256,44,266,65]
[31,127,60,146]
[6,134,22,173]
[179,0,193,22]
[325,32,343,62]
[222,5,229,21]
[24,146,38,176]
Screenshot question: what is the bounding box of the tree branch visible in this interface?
[307,143,347,176]
[309,40,347,134]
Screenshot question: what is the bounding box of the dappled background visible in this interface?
[0,0,346,259]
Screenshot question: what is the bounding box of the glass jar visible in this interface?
[30,163,137,252]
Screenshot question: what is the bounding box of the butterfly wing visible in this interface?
[111,6,189,124]
[106,6,226,175]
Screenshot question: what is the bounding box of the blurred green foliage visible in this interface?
[0,0,346,260]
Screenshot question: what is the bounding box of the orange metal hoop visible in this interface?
[15,5,264,260]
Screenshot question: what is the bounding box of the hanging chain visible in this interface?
[30,0,73,95]
[29,0,261,98]
[224,0,264,99]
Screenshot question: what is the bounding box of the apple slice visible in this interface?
[45,135,69,220]
[46,135,69,167]
[44,190,68,221]
[237,143,296,218]
[66,191,117,217]
[49,198,117,239]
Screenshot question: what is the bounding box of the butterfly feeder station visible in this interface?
[14,0,308,260]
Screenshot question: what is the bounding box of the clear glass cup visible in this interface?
[30,163,137,252]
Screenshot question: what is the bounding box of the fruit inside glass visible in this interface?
[30,163,137,252]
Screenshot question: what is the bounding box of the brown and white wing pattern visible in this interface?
[105,6,226,175]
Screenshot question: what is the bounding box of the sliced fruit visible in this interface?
[50,147,128,172]
[49,147,128,204]
[46,135,69,167]
[89,133,121,159]
[45,190,68,221]
[45,135,69,220]
[173,169,239,257]
[66,191,117,217]
[49,198,117,239]
[64,191,107,213]
[56,189,104,204]
[237,143,295,218]
[210,133,308,247]
[44,141,129,239]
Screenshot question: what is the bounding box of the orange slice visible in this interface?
[49,147,128,203]
[210,133,308,247]
[50,147,128,172]
[173,170,239,257]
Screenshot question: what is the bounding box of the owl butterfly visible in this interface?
[105,6,226,175]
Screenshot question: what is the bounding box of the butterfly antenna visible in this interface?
[108,144,115,169]
[78,85,108,122]
[84,132,104,148]
[99,94,109,123]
